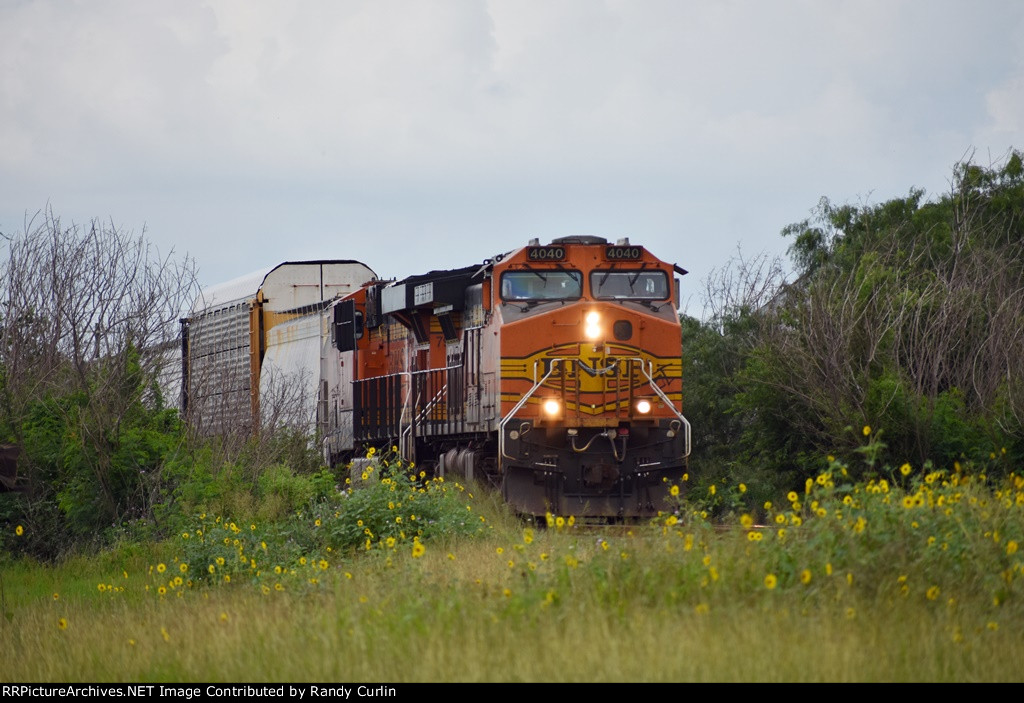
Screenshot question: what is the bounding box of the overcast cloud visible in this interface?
[2,0,1023,313]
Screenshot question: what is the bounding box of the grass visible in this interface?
[2,455,1023,682]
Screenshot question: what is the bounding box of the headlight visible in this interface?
[584,310,601,340]
[542,398,562,417]
[635,399,652,414]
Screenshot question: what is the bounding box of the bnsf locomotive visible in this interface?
[181,236,690,519]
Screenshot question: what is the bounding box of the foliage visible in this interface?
[168,449,492,590]
[0,209,197,558]
[701,149,1024,488]
[681,247,788,498]
[2,376,191,557]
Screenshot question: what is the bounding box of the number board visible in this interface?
[604,245,643,260]
[527,246,566,261]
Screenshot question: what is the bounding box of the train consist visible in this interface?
[181,236,690,519]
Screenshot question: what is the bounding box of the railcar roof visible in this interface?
[191,259,376,315]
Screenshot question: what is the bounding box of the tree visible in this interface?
[681,246,788,504]
[739,150,1024,478]
[0,207,198,553]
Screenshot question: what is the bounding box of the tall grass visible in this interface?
[2,450,1022,682]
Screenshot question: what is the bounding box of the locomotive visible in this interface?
[181,236,690,519]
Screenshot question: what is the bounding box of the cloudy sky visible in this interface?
[2,0,1023,314]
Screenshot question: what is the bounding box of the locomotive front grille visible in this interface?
[547,356,644,423]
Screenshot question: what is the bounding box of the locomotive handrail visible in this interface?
[398,382,414,462]
[353,370,413,460]
[398,364,464,462]
[498,358,564,462]
[407,365,462,429]
[627,356,691,460]
[403,382,447,451]
[415,385,448,423]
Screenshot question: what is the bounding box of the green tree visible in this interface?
[681,247,789,506]
[0,209,197,556]
[738,150,1024,481]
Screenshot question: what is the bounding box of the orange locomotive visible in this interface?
[321,235,691,519]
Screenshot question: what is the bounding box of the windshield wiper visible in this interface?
[519,264,547,283]
[627,263,648,291]
[598,264,617,290]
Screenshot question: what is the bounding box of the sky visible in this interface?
[2,0,1023,317]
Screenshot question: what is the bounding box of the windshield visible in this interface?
[591,270,669,300]
[501,270,583,301]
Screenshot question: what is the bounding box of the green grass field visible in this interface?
[3,462,1023,682]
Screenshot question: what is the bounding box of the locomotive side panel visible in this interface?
[344,268,500,461]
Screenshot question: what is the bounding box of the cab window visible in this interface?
[500,270,583,301]
[591,270,669,300]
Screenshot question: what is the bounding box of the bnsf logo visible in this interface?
[605,245,643,260]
